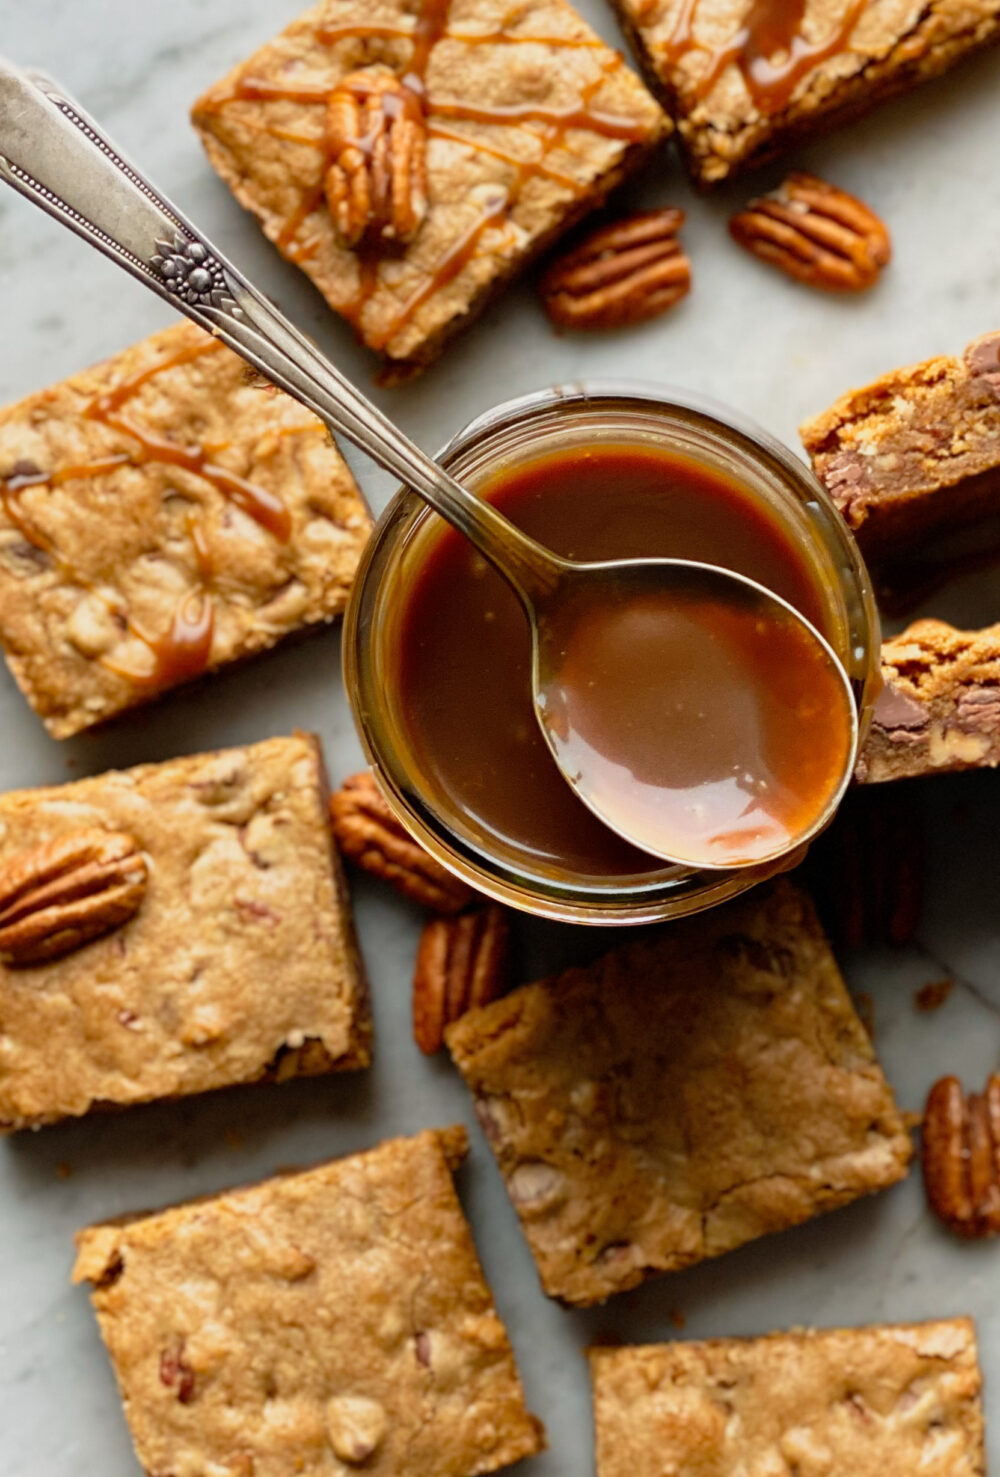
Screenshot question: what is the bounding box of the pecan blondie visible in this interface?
[191,0,668,379]
[857,618,1000,783]
[802,331,1000,571]
[73,1127,544,1477]
[0,321,370,738]
[0,733,370,1131]
[447,879,911,1306]
[590,1319,984,1476]
[611,0,1000,184]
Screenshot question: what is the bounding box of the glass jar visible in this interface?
[343,383,880,924]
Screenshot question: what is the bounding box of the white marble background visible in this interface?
[1,2,1000,1474]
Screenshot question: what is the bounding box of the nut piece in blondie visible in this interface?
[73,1127,545,1477]
[590,1319,984,1476]
[0,321,371,738]
[857,618,1000,783]
[610,0,1000,184]
[191,0,668,379]
[802,332,1000,574]
[447,879,911,1306]
[0,733,370,1132]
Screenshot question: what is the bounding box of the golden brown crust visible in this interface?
[610,0,1000,185]
[857,618,1000,783]
[801,331,1000,563]
[729,172,890,291]
[191,0,668,375]
[0,321,371,738]
[447,879,911,1306]
[589,1320,985,1476]
[73,1127,545,1477]
[0,734,371,1132]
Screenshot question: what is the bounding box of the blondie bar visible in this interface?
[0,733,370,1131]
[857,618,1000,782]
[590,1319,984,1476]
[0,321,371,738]
[802,331,1000,571]
[611,0,1000,184]
[191,0,668,379]
[447,879,911,1306]
[74,1127,544,1477]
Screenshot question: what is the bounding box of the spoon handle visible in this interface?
[0,59,559,599]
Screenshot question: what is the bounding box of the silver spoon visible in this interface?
[0,61,858,870]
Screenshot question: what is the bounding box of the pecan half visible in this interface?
[800,785,922,949]
[413,902,510,1054]
[0,829,148,966]
[539,210,691,329]
[729,174,891,292]
[329,771,474,914]
[324,70,428,249]
[923,1074,1000,1237]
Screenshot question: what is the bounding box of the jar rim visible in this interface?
[342,381,880,924]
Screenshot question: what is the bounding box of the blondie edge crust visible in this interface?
[447,879,911,1306]
[0,321,371,738]
[191,0,669,378]
[802,330,1000,568]
[590,1319,985,1477]
[0,733,370,1131]
[73,1127,545,1477]
[611,0,1000,185]
[858,618,1000,782]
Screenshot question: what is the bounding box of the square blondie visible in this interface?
[447,879,911,1306]
[802,330,1000,570]
[590,1319,985,1476]
[191,0,668,378]
[610,0,1000,184]
[73,1127,545,1477]
[0,321,371,738]
[858,617,1000,782]
[0,733,370,1131]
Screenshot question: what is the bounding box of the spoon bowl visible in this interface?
[531,557,858,869]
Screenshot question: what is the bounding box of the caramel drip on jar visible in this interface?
[665,0,871,112]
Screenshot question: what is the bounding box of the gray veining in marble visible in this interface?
[1,3,1000,1474]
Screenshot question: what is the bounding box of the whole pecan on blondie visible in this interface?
[923,1073,1000,1237]
[729,174,891,292]
[414,903,511,1055]
[329,771,474,914]
[539,209,691,328]
[0,829,148,966]
[324,69,429,249]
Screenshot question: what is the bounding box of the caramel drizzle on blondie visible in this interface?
[204,0,646,348]
[0,338,302,690]
[663,0,871,112]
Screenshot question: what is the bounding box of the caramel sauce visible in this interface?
[212,0,638,343]
[665,0,870,112]
[0,337,294,692]
[394,442,833,878]
[540,577,851,865]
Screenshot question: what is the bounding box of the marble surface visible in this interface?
[1,3,1000,1474]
